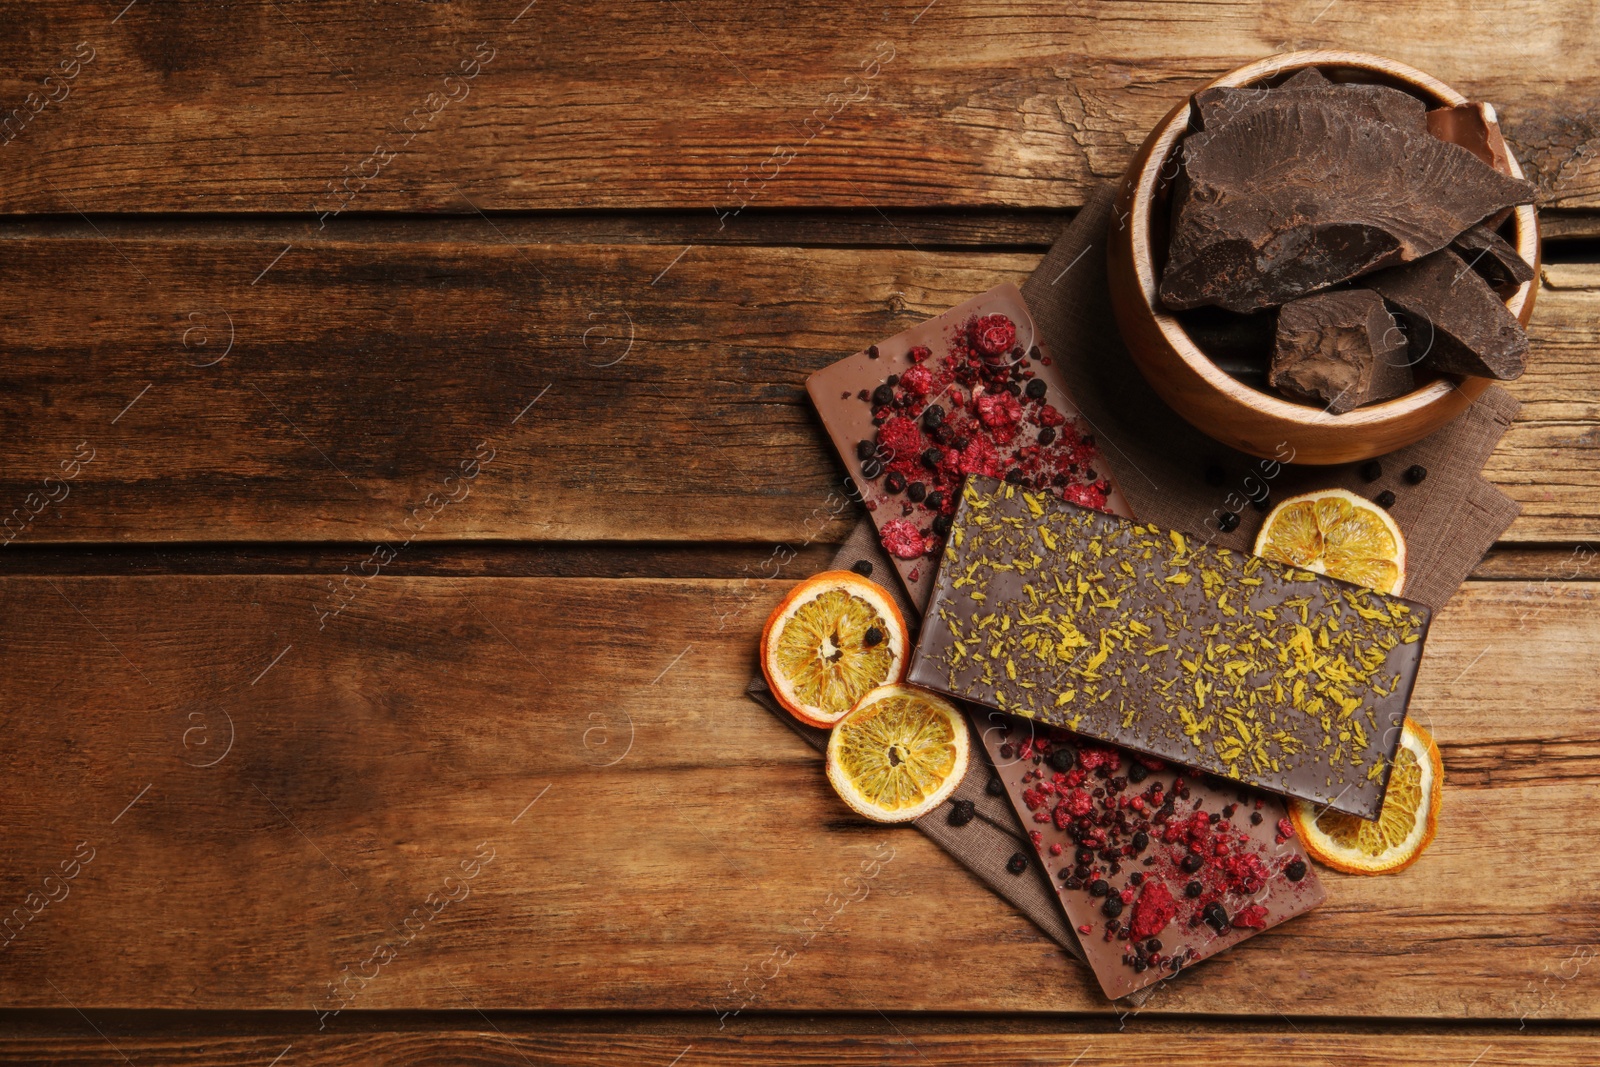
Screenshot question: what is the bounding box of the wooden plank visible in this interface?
[1,1,1597,214]
[0,1029,1592,1066]
[0,237,1595,546]
[1,575,1597,1018]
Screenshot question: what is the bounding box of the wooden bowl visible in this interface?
[1105,50,1540,465]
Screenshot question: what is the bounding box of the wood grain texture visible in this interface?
[0,237,1595,546]
[0,1029,1591,1066]
[1,1,1598,214]
[1,575,1597,1018]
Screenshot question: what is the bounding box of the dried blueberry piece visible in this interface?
[1204,463,1227,486]
[1006,852,1029,875]
[1129,871,1144,887]
[861,458,884,479]
[933,423,955,445]
[872,384,895,407]
[1101,896,1124,918]
[999,743,1014,759]
[947,798,976,827]
[1145,937,1162,953]
[884,472,907,494]
[1360,460,1383,482]
[952,436,970,451]
[1285,859,1308,882]
[1251,493,1271,513]
[1405,464,1428,484]
[1088,879,1109,897]
[856,440,877,462]
[922,404,945,430]
[1064,876,1084,890]
[863,626,884,648]
[1127,762,1148,784]
[921,447,944,470]
[986,775,1004,797]
[906,481,927,503]
[843,477,863,502]
[1218,511,1241,533]
[886,374,899,387]
[1048,746,1077,773]
[1004,468,1025,485]
[1250,811,1263,826]
[1075,847,1094,865]
[851,559,873,578]
[1132,956,1149,973]
[1131,831,1149,852]
[1024,377,1048,399]
[1203,902,1228,931]
[1037,426,1057,446]
[1073,864,1091,879]
[866,345,879,359]
[1185,880,1202,898]
[924,490,944,511]
[1084,468,1098,482]
[932,515,952,535]
[1376,490,1397,509]
[1181,853,1203,874]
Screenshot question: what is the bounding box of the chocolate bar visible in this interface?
[974,709,1324,999]
[806,284,1132,611]
[911,478,1431,819]
[1364,249,1529,380]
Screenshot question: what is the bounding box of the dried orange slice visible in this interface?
[761,571,908,729]
[826,684,970,823]
[1254,487,1407,594]
[1289,717,1442,875]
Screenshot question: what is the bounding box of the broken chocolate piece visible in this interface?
[1363,249,1529,380]
[1268,290,1414,413]
[1194,71,1427,134]
[1427,102,1515,175]
[1161,90,1537,312]
[1451,223,1535,290]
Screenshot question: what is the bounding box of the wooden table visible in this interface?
[2,3,1598,1063]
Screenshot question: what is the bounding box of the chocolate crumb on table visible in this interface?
[910,478,1432,820]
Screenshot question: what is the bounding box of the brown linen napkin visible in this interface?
[746,520,1092,968]
[1020,183,1522,612]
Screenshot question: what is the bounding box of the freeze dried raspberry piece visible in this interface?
[1231,904,1269,930]
[957,435,1003,479]
[975,391,1023,444]
[874,416,922,470]
[1129,882,1177,939]
[969,314,1016,357]
[879,520,927,560]
[899,365,934,397]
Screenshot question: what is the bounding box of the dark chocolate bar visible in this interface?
[974,709,1324,1000]
[806,285,1132,611]
[911,478,1431,819]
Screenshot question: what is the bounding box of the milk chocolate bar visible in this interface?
[806,285,1132,611]
[911,478,1431,819]
[974,709,1324,1000]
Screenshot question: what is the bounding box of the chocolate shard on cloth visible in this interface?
[1451,222,1537,290]
[1160,82,1537,313]
[1364,249,1529,380]
[1268,289,1414,413]
[1024,183,1520,614]
[908,477,1431,820]
[978,712,1324,1000]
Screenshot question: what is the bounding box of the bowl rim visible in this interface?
[1127,48,1539,430]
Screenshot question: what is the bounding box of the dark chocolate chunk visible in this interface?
[1193,68,1428,134]
[1268,290,1414,414]
[1451,223,1535,290]
[1363,249,1529,380]
[1426,101,1515,175]
[1162,89,1536,312]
